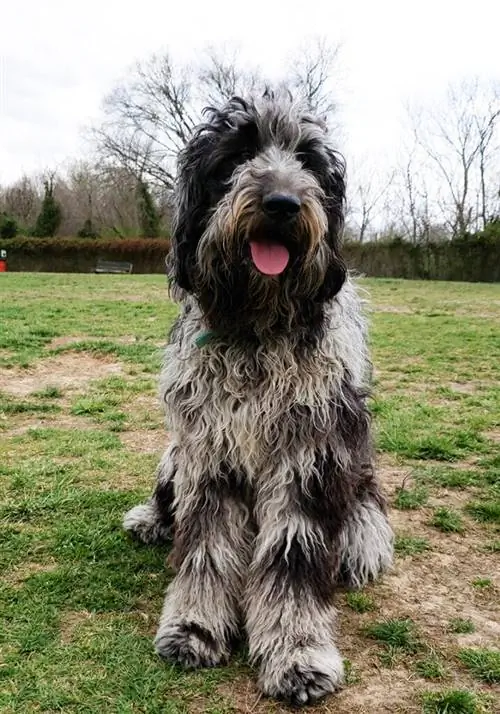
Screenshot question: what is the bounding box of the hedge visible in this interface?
[342,237,500,282]
[0,237,171,274]
[1,236,499,282]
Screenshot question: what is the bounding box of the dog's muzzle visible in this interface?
[248,193,302,277]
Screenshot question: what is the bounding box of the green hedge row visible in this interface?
[1,236,499,282]
[0,237,171,274]
[342,237,500,282]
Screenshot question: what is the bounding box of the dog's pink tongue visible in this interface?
[249,241,289,275]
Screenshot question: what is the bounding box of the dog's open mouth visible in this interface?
[249,240,290,276]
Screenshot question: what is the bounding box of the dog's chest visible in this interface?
[162,340,341,473]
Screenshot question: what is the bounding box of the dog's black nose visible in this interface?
[262,192,301,220]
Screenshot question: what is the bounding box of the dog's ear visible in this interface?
[168,130,215,292]
[318,146,347,301]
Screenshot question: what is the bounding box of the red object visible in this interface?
[0,260,6,272]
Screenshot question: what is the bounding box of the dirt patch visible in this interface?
[4,414,95,438]
[48,335,140,349]
[370,454,500,679]
[377,457,409,496]
[59,610,94,644]
[456,308,500,319]
[373,305,415,315]
[216,669,421,714]
[484,429,500,444]
[449,381,478,395]
[379,502,500,647]
[0,353,123,397]
[5,560,58,587]
[105,294,165,303]
[120,429,167,454]
[59,610,156,645]
[336,668,421,714]
[123,393,161,415]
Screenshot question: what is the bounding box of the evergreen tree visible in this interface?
[0,213,18,239]
[34,179,62,237]
[77,218,99,238]
[137,180,160,238]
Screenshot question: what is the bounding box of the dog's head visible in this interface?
[169,91,346,339]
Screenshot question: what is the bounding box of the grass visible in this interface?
[394,535,431,556]
[32,385,64,399]
[471,578,493,589]
[394,484,429,510]
[414,652,447,680]
[483,540,500,553]
[413,465,490,490]
[343,658,361,685]
[364,618,420,653]
[449,618,476,634]
[430,507,465,533]
[0,392,62,416]
[1,274,499,713]
[458,648,500,684]
[422,689,490,714]
[345,591,376,613]
[465,501,500,524]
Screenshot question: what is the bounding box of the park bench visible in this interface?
[94,259,133,274]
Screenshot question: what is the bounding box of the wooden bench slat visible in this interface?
[94,260,133,274]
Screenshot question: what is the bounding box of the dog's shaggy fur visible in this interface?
[124,91,393,705]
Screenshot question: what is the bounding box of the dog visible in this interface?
[123,90,393,705]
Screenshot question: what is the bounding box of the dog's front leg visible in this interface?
[155,468,252,668]
[123,443,177,545]
[245,479,344,705]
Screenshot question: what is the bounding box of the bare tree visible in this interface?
[92,165,141,236]
[401,150,419,243]
[92,53,198,190]
[474,96,500,229]
[348,159,395,242]
[288,36,341,125]
[1,175,40,228]
[388,139,438,243]
[412,78,500,236]
[92,41,343,190]
[198,45,263,107]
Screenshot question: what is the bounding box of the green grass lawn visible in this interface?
[1,274,499,714]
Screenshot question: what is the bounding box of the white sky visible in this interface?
[1,0,499,184]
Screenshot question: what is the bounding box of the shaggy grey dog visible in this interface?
[123,91,393,705]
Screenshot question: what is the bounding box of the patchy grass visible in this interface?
[0,391,62,416]
[414,652,447,680]
[345,591,376,613]
[394,484,429,510]
[449,618,476,634]
[364,618,420,653]
[466,501,500,524]
[422,689,490,714]
[394,534,431,556]
[32,385,65,399]
[458,649,500,684]
[342,658,361,685]
[1,274,499,713]
[483,540,500,553]
[430,507,465,533]
[471,578,493,589]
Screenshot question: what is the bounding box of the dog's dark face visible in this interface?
[170,92,346,339]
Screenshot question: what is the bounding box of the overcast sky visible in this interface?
[1,0,499,184]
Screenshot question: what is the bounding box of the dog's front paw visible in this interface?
[123,502,171,545]
[155,621,229,669]
[259,644,344,705]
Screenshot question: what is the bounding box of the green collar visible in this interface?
[195,330,217,348]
